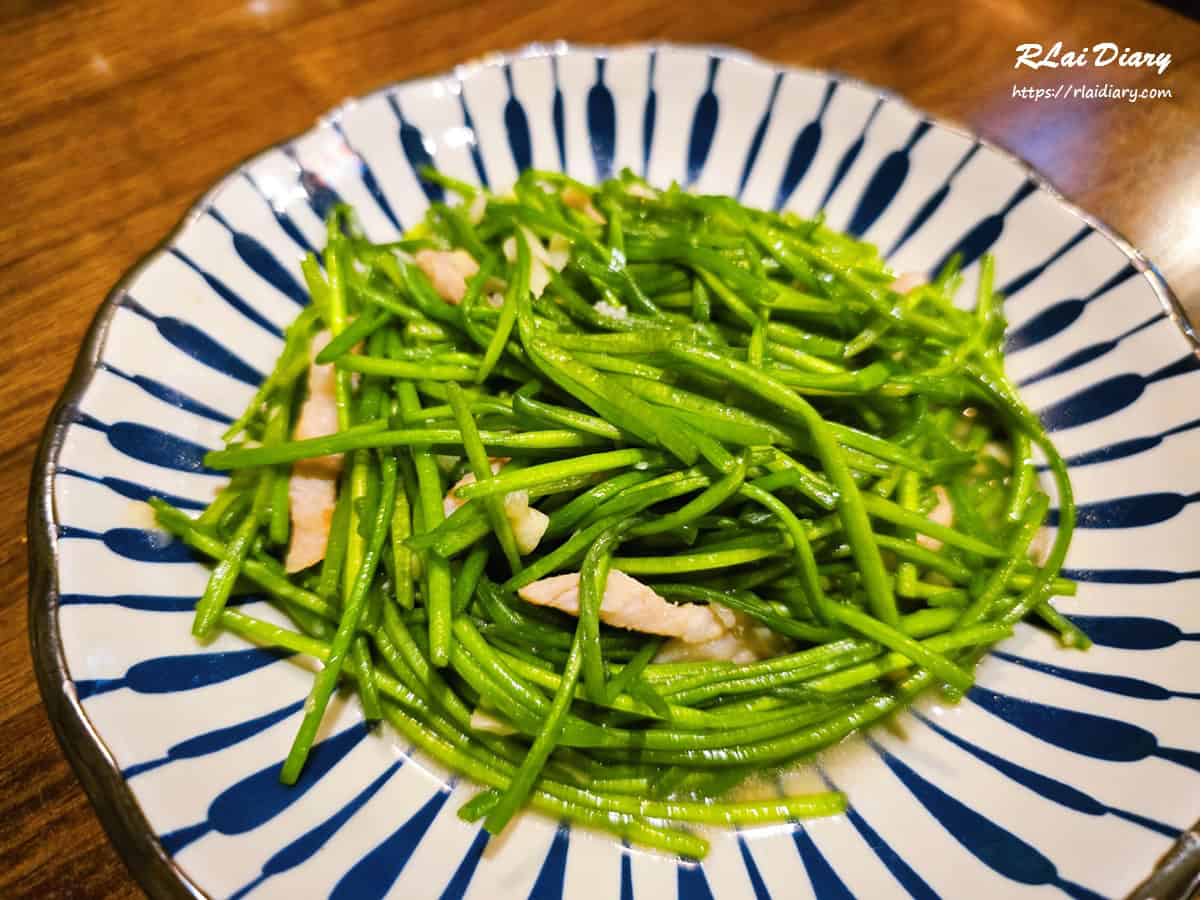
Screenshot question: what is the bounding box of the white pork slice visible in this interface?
[519,571,790,662]
[444,457,549,555]
[594,300,628,320]
[444,458,507,517]
[561,186,606,224]
[285,332,342,573]
[890,272,925,294]
[916,484,953,552]
[502,226,569,298]
[519,570,723,641]
[415,248,479,304]
[654,603,791,664]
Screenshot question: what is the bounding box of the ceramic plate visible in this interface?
[29,42,1200,900]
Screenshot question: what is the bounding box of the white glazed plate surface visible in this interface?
[29,42,1200,900]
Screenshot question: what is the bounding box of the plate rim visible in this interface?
[25,40,1199,900]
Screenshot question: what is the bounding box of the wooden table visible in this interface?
[1,1,1196,895]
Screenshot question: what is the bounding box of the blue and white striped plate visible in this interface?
[29,42,1199,900]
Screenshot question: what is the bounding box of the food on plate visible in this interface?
[152,167,1082,858]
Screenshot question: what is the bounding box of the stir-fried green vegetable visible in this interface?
[152,167,1081,859]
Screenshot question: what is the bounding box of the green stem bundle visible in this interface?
[158,168,1079,858]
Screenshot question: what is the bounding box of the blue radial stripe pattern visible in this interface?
[35,43,1198,900]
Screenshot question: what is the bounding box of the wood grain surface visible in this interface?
[2,1,1196,896]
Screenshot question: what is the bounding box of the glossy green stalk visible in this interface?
[447,382,522,573]
[281,451,397,783]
